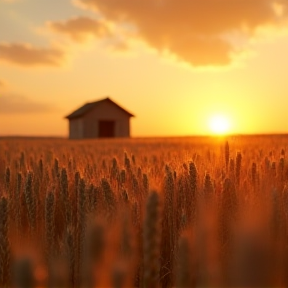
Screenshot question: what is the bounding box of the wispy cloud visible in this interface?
[0,94,57,114]
[48,15,134,54]
[48,16,110,42]
[76,0,288,66]
[0,43,66,67]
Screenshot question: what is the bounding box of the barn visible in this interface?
[65,97,134,139]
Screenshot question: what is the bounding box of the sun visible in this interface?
[209,115,230,135]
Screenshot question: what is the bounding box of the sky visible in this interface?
[0,0,288,137]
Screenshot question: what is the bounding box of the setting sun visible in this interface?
[209,115,230,135]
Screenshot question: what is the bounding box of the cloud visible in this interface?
[0,94,57,114]
[0,43,65,67]
[48,16,133,53]
[48,16,110,42]
[76,0,288,66]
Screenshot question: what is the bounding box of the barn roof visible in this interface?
[65,97,135,119]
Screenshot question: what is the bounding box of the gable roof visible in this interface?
[65,97,135,119]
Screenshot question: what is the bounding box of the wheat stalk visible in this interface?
[143,191,161,288]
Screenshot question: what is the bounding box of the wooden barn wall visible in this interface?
[69,118,84,139]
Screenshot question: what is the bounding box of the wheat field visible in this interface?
[1,135,288,287]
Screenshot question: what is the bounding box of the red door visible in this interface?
[98,121,115,138]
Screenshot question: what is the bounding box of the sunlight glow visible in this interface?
[209,115,230,135]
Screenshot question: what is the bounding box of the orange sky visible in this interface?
[0,0,288,137]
